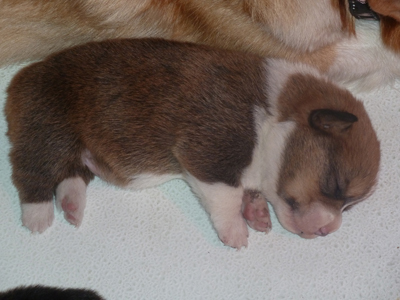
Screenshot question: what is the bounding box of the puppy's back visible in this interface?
[5,38,268,189]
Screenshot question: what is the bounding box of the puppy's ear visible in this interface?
[309,109,358,134]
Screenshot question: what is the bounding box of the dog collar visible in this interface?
[348,0,380,20]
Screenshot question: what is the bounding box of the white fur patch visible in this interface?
[127,173,182,190]
[241,61,310,234]
[241,110,296,236]
[328,21,400,92]
[21,202,54,233]
[241,59,300,198]
[184,173,248,249]
[241,107,295,195]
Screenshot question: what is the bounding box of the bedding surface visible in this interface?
[0,64,399,300]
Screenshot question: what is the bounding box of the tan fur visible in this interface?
[366,0,400,52]
[2,0,400,90]
[0,0,295,66]
[380,16,400,52]
[369,0,400,21]
[273,74,380,237]
[0,1,351,64]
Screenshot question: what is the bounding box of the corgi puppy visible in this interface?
[0,0,400,91]
[5,39,380,248]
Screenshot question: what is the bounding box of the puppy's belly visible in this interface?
[81,149,181,189]
[126,173,183,190]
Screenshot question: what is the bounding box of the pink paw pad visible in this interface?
[242,190,272,233]
[61,198,80,225]
[55,177,87,228]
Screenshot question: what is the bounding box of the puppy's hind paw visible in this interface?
[61,199,83,227]
[21,202,54,233]
[55,177,87,228]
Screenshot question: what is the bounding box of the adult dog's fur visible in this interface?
[1,0,400,90]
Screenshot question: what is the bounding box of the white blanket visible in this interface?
[0,64,399,300]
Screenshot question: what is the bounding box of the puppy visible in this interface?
[1,0,400,90]
[0,285,104,300]
[5,39,380,248]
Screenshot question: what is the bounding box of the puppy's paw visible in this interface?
[60,198,84,227]
[21,202,54,233]
[55,177,87,228]
[242,191,271,233]
[214,215,249,249]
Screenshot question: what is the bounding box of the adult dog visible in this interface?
[1,0,400,90]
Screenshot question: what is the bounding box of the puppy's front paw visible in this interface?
[242,191,271,233]
[21,202,54,233]
[214,215,249,249]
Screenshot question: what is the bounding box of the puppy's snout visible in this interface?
[295,203,343,238]
[314,227,330,237]
[314,215,342,237]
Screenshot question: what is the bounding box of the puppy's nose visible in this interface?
[314,215,342,237]
[314,227,330,236]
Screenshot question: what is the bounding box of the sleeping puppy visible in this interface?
[1,0,400,90]
[5,39,380,248]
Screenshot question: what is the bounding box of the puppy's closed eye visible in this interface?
[285,197,299,211]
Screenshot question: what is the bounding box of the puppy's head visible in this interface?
[271,73,380,238]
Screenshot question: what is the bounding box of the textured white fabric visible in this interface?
[0,64,399,300]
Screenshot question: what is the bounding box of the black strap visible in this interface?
[348,0,380,20]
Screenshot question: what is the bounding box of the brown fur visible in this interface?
[380,15,400,53]
[335,0,356,34]
[272,73,379,237]
[4,39,380,244]
[277,75,379,209]
[363,0,400,52]
[5,38,268,204]
[369,0,400,20]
